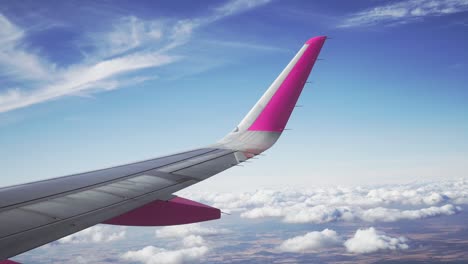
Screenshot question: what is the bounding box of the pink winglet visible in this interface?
[103,196,220,226]
[0,260,21,264]
[248,36,326,132]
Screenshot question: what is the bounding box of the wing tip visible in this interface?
[305,36,327,45]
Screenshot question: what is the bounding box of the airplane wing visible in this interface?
[0,36,326,260]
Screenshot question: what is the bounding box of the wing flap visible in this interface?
[104,196,220,226]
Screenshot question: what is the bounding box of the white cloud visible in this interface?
[182,189,304,213]
[0,14,178,113]
[58,225,126,244]
[0,52,177,112]
[213,0,272,20]
[241,202,461,224]
[344,227,409,254]
[241,205,284,218]
[0,14,53,81]
[123,224,217,264]
[181,179,467,225]
[0,0,273,113]
[284,205,355,224]
[121,245,209,264]
[241,204,355,224]
[155,223,230,239]
[90,16,164,57]
[162,0,272,51]
[278,229,342,252]
[360,204,461,222]
[339,0,468,28]
[122,223,227,263]
[182,235,206,247]
[278,227,410,254]
[184,179,468,211]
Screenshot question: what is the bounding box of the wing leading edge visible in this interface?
[0,36,326,260]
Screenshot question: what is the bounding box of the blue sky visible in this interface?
[1,0,468,191]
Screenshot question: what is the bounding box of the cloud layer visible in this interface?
[181,179,467,224]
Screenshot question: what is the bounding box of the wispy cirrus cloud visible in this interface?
[84,16,165,58]
[0,52,177,112]
[0,14,54,81]
[213,0,271,20]
[0,0,272,113]
[0,14,177,113]
[339,0,468,28]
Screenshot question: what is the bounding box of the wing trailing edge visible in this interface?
[103,196,220,226]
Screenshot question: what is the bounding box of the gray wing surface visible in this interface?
[0,148,243,259]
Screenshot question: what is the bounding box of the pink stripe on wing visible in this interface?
[248,36,326,132]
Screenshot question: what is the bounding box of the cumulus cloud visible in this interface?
[58,225,126,244]
[278,229,342,252]
[241,203,462,224]
[344,227,409,254]
[280,205,354,224]
[181,179,467,225]
[360,204,461,222]
[122,224,225,264]
[121,245,209,264]
[155,223,230,238]
[0,0,273,113]
[182,189,305,213]
[182,235,206,247]
[278,227,409,254]
[339,0,468,28]
[241,204,354,224]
